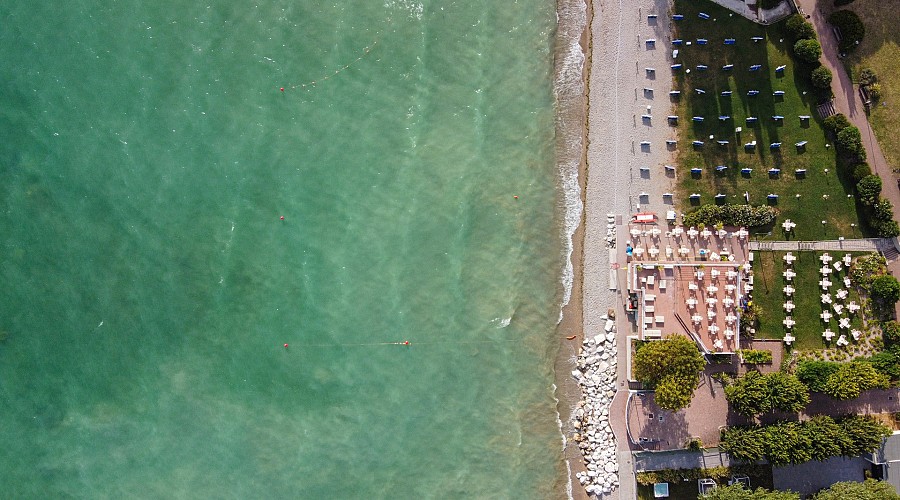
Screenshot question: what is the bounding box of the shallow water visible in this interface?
[0,1,573,497]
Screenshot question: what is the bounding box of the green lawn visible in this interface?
[752,251,865,350]
[671,0,864,240]
[838,0,900,174]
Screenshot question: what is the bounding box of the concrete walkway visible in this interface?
[705,0,795,24]
[749,237,895,252]
[634,447,737,472]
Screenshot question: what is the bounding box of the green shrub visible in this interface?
[869,82,883,102]
[868,351,900,379]
[859,68,878,86]
[836,125,866,161]
[786,14,817,41]
[850,253,887,289]
[686,437,704,451]
[797,360,841,392]
[813,479,900,500]
[883,321,900,346]
[824,361,891,399]
[856,175,883,206]
[829,10,865,53]
[823,113,851,135]
[684,204,778,228]
[794,39,822,63]
[872,275,900,304]
[739,349,773,364]
[852,162,872,182]
[811,66,833,89]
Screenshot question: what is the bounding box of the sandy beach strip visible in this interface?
[572,0,678,497]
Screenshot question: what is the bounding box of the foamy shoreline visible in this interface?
[558,0,678,497]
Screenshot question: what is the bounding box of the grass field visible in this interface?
[752,250,865,350]
[671,0,865,240]
[836,0,900,174]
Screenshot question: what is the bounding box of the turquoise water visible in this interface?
[0,1,572,497]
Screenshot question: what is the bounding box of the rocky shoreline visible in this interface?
[571,313,620,496]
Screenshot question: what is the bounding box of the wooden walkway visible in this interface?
[749,238,896,252]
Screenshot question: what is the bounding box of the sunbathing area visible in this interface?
[625,221,751,354]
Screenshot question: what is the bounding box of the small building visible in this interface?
[864,432,900,492]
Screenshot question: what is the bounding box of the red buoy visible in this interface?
[280,216,285,220]
[280,87,285,92]
[283,343,289,348]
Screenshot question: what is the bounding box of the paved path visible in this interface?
[749,237,895,252]
[706,0,795,24]
[796,0,900,220]
[634,447,736,472]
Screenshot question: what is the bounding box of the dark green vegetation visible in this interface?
[701,484,799,499]
[793,39,822,64]
[683,204,776,228]
[698,480,900,499]
[633,335,705,411]
[738,349,773,364]
[752,252,864,349]
[828,10,866,53]
[671,0,864,240]
[821,360,891,399]
[810,66,833,90]
[812,479,900,499]
[786,14,816,42]
[724,371,809,416]
[720,415,892,465]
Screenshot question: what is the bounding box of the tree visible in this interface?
[868,351,900,379]
[840,415,894,456]
[851,163,872,182]
[823,361,891,400]
[813,479,900,500]
[794,39,822,63]
[801,416,850,461]
[797,360,840,392]
[721,426,767,462]
[871,200,900,238]
[767,372,810,413]
[836,125,866,161]
[811,66,833,89]
[856,175,882,206]
[872,274,900,304]
[765,421,813,465]
[828,10,866,53]
[823,113,851,135]
[786,14,817,41]
[655,375,695,411]
[633,335,705,411]
[725,372,809,416]
[883,320,900,346]
[700,483,800,499]
[725,371,772,416]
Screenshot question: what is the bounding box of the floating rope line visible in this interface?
[282,338,524,348]
[283,40,379,92]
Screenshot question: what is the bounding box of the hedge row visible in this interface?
[720,415,892,466]
[683,204,777,228]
